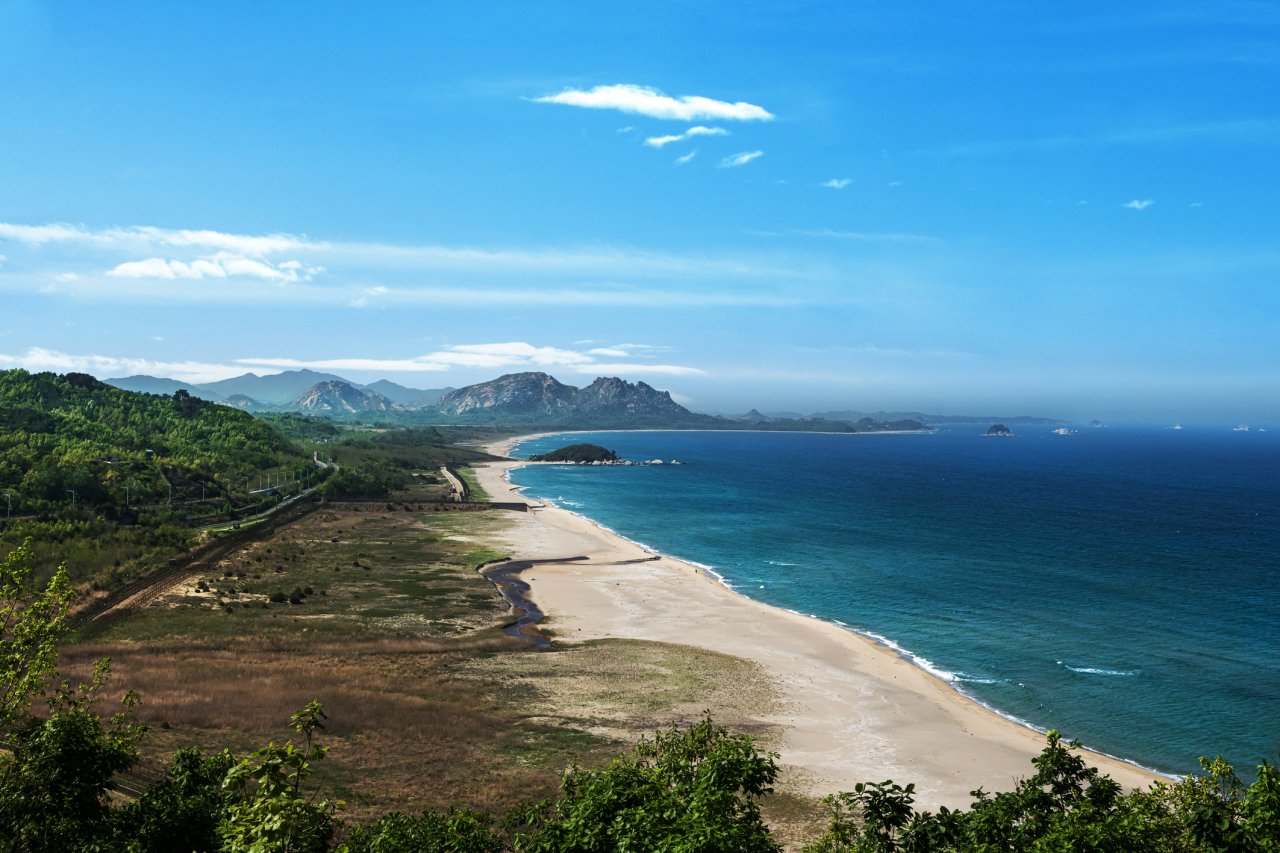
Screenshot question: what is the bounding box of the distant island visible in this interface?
[986,424,1014,436]
[528,443,620,463]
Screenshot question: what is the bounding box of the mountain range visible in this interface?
[105,369,454,409]
[103,368,1064,428]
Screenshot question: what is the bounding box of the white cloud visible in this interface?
[568,362,703,376]
[645,134,685,148]
[674,150,697,165]
[617,126,634,133]
[0,222,319,254]
[719,150,763,168]
[822,179,853,189]
[0,347,261,384]
[56,273,78,281]
[644,126,728,147]
[238,341,700,376]
[107,254,300,281]
[534,84,773,121]
[1123,199,1154,210]
[3,341,705,385]
[889,181,902,187]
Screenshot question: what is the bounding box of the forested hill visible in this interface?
[0,369,304,513]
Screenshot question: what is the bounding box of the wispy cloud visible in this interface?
[674,150,697,165]
[1123,199,1155,209]
[0,347,253,384]
[1,341,707,384]
[0,221,825,307]
[822,179,853,189]
[755,229,940,244]
[533,84,773,121]
[240,341,703,376]
[643,126,729,147]
[719,150,763,168]
[0,222,320,255]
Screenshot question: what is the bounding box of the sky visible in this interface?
[1,1,1277,422]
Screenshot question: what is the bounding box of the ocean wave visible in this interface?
[1064,666,1141,676]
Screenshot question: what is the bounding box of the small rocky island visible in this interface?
[527,443,620,463]
[985,424,1014,436]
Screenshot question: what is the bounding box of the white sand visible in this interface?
[472,436,1165,809]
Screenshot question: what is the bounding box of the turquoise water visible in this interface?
[508,427,1280,778]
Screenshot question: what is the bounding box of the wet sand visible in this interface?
[473,435,1166,809]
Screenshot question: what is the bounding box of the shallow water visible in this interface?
[509,426,1280,778]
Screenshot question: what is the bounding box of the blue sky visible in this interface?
[1,1,1277,421]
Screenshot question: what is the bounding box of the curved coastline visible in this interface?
[477,431,1168,807]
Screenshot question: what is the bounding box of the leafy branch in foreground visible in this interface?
[511,711,782,853]
[802,729,1280,853]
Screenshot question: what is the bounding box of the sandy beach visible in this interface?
[473,434,1165,810]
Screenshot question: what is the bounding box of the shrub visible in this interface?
[269,591,286,603]
[303,586,313,595]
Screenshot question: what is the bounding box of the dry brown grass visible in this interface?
[57,637,573,819]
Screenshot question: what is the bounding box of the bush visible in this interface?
[303,586,313,595]
[289,585,305,605]
[269,591,287,603]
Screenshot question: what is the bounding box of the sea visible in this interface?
[508,425,1280,780]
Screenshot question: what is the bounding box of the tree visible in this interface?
[513,712,781,853]
[218,701,342,853]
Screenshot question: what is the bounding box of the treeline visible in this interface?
[3,542,1278,853]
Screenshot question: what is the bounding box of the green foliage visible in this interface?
[527,444,619,463]
[318,462,409,498]
[802,730,1280,853]
[0,369,305,515]
[0,660,146,853]
[513,712,781,853]
[340,809,504,853]
[256,414,343,442]
[0,539,75,729]
[104,748,239,853]
[219,701,342,853]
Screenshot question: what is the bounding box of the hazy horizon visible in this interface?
[2,3,1277,422]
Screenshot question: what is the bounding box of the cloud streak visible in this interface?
[1123,199,1155,209]
[1,340,707,385]
[533,84,773,121]
[643,126,728,147]
[719,150,763,168]
[822,178,853,189]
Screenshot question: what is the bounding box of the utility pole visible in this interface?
[124,485,130,507]
[67,489,76,508]
[242,477,249,495]
[3,492,11,518]
[201,481,206,501]
[167,483,172,502]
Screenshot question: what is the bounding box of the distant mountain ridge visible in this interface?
[105,370,453,409]
[430,372,695,424]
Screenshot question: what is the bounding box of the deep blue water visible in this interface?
[509,426,1280,778]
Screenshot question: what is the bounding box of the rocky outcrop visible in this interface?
[286,381,402,414]
[430,372,691,422]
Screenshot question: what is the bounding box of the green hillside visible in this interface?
[0,370,305,514]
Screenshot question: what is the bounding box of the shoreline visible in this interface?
[473,432,1167,808]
